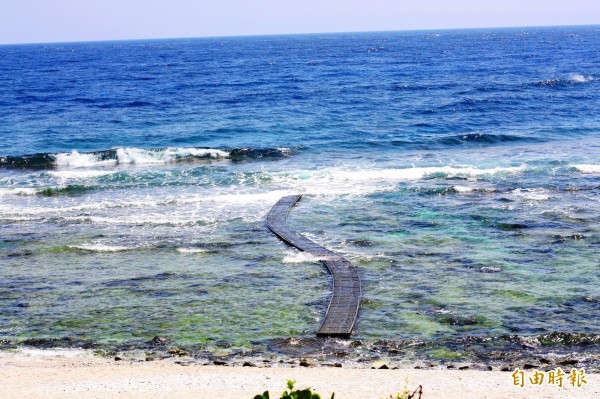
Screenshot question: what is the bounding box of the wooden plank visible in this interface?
[266,195,361,338]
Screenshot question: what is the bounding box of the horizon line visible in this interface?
[1,23,598,46]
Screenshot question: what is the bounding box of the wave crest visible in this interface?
[532,74,594,87]
[68,244,138,252]
[568,73,594,83]
[0,147,293,169]
[571,164,600,174]
[0,188,38,197]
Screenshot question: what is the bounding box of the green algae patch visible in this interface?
[402,312,454,337]
[360,297,385,311]
[427,348,464,360]
[42,245,76,254]
[495,289,537,302]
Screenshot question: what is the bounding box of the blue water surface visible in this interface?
[0,26,599,368]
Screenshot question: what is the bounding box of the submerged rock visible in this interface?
[151,336,168,345]
[479,266,502,273]
[168,348,188,356]
[176,361,192,366]
[371,360,390,369]
[556,357,578,366]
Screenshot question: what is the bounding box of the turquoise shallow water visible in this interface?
[0,27,599,368]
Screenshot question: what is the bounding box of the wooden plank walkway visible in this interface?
[266,194,361,338]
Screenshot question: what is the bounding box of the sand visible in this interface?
[0,351,597,399]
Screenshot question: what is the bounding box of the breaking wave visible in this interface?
[68,244,140,252]
[568,73,594,83]
[532,74,595,87]
[176,247,209,254]
[571,164,600,174]
[0,147,293,169]
[0,187,38,196]
[451,185,497,193]
[0,185,99,197]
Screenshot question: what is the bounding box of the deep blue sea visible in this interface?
[1,26,599,369]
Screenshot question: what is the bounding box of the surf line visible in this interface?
[266,194,361,338]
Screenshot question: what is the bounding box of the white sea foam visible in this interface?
[265,166,523,197]
[182,191,290,205]
[282,250,332,263]
[53,147,230,168]
[0,166,527,227]
[0,199,159,216]
[452,185,497,193]
[330,166,525,182]
[0,215,44,222]
[69,243,136,252]
[0,192,285,225]
[48,170,115,179]
[511,188,550,202]
[115,147,229,164]
[0,212,217,226]
[452,185,476,193]
[115,148,163,164]
[571,164,600,174]
[16,348,92,359]
[54,151,116,167]
[0,187,38,196]
[63,214,217,226]
[176,247,208,254]
[568,74,594,83]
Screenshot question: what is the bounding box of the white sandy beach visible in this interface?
[0,351,597,399]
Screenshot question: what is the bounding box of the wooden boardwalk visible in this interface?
[266,195,361,338]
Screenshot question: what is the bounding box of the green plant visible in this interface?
[253,379,334,399]
[383,381,423,399]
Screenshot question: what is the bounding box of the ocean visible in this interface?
[0,26,599,369]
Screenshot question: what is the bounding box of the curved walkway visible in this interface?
[266,194,361,337]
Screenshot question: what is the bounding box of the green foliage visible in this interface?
[253,380,334,399]
[384,391,410,399]
[382,378,422,399]
[383,381,423,399]
[253,379,422,399]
